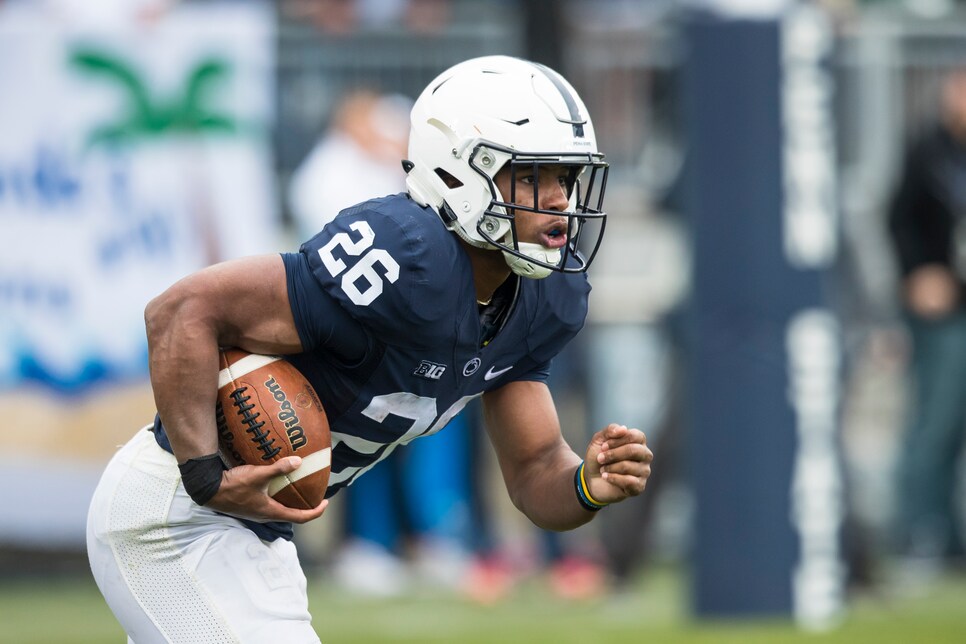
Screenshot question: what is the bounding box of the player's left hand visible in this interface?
[583,424,653,505]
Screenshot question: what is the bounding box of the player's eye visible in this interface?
[563,168,579,197]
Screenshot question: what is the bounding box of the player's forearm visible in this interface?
[509,446,597,531]
[145,284,222,462]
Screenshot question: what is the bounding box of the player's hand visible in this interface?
[583,424,653,505]
[206,456,329,524]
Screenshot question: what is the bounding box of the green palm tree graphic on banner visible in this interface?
[70,48,239,145]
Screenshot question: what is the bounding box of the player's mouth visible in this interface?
[540,221,568,249]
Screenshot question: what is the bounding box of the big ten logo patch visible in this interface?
[414,360,446,381]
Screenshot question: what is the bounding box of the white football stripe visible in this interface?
[218,353,281,389]
[267,447,332,497]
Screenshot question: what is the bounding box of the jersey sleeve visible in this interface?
[298,196,463,347]
[509,359,552,383]
[519,271,590,378]
[282,251,369,364]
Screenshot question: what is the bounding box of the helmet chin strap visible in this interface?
[502,242,560,279]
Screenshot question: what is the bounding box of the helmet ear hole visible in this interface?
[439,202,459,224]
[434,168,464,189]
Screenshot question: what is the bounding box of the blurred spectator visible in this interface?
[587,189,690,589]
[333,414,475,596]
[463,191,690,600]
[887,67,966,582]
[287,89,475,595]
[460,371,610,603]
[288,89,412,237]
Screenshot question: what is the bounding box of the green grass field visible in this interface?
[2,565,965,643]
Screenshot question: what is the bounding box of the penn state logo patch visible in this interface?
[463,357,481,376]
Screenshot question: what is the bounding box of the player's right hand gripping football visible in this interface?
[207,456,328,524]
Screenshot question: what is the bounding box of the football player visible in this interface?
[87,56,653,643]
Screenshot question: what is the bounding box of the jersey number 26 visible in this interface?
[318,221,400,306]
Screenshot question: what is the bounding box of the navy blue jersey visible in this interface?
[154,193,590,540]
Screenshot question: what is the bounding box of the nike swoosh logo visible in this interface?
[484,365,513,381]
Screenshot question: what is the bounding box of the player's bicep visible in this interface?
[144,255,300,355]
[153,254,304,355]
[482,380,570,492]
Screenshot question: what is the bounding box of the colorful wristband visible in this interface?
[574,461,608,512]
[178,453,224,506]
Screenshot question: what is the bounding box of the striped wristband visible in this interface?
[574,461,608,512]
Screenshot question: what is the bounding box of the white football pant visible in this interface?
[87,427,321,644]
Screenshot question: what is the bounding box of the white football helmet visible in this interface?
[404,56,609,279]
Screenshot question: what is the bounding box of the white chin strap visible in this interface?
[502,242,560,280]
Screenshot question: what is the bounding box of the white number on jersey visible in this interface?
[328,393,480,486]
[318,221,400,306]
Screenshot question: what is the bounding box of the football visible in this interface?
[216,348,331,509]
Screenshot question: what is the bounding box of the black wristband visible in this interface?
[178,454,225,506]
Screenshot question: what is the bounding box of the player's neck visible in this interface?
[459,240,512,305]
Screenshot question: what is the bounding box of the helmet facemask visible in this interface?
[468,143,609,278]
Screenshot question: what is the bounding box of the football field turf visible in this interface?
[2,565,965,643]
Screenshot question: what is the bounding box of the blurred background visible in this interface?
[4,0,966,641]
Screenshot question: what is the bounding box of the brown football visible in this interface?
[216,347,331,509]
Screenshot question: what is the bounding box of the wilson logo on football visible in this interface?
[264,376,307,451]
